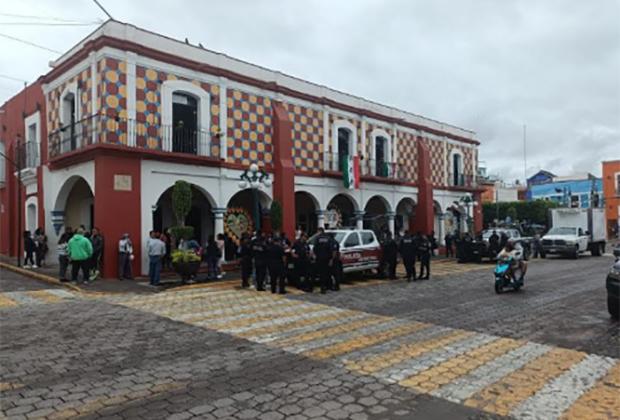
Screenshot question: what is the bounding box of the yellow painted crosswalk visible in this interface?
[110,287,619,419]
[0,290,76,308]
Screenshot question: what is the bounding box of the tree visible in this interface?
[172,180,192,226]
[170,180,194,240]
[270,200,283,232]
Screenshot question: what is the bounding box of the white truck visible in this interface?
[541,208,606,258]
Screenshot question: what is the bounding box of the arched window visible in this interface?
[331,119,357,171]
[449,149,464,186]
[59,82,79,153]
[172,92,198,154]
[161,80,210,156]
[370,128,392,177]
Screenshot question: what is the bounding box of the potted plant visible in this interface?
[169,180,201,281]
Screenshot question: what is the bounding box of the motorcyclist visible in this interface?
[497,240,527,281]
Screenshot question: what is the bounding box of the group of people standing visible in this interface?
[22,228,48,269]
[379,230,436,282]
[237,227,341,295]
[56,226,104,284]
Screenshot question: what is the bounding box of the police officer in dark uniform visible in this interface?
[399,230,417,282]
[268,236,286,294]
[237,233,253,288]
[251,231,268,291]
[383,231,398,280]
[313,227,336,294]
[330,237,341,291]
[418,233,432,280]
[291,234,310,290]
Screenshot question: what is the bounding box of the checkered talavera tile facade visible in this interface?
[134,66,221,155]
[285,102,323,173]
[397,131,418,183]
[99,57,127,144]
[424,137,446,187]
[47,69,92,133]
[226,89,273,167]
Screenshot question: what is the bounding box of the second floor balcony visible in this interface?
[48,115,215,160]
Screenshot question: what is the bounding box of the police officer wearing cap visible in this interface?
[268,235,287,294]
[383,231,398,280]
[312,227,336,294]
[237,233,253,288]
[330,236,341,291]
[251,231,268,291]
[291,233,310,290]
[399,230,417,282]
[418,233,432,280]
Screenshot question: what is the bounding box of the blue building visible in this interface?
[527,171,603,208]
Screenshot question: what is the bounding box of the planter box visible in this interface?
[173,261,201,280]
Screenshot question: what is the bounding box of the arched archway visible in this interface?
[225,189,272,259]
[326,193,358,228]
[364,195,391,233]
[295,191,319,235]
[53,176,94,233]
[153,183,214,246]
[396,197,416,234]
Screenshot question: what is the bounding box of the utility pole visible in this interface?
[523,124,527,184]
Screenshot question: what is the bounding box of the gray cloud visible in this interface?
[1,0,618,181]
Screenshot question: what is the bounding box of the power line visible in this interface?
[0,12,89,23]
[0,74,28,83]
[0,32,61,54]
[0,21,101,26]
[92,0,114,20]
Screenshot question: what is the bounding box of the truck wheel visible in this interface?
[571,249,579,259]
[591,243,602,257]
[540,251,546,259]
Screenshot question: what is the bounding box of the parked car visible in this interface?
[308,229,381,274]
[613,241,620,260]
[607,259,620,320]
[477,228,532,261]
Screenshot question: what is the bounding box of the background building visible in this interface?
[1,20,482,277]
[527,171,602,208]
[602,160,620,238]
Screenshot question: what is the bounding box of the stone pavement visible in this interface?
[1,256,618,419]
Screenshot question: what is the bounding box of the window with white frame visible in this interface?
[161,80,210,156]
[331,120,357,171]
[24,112,41,168]
[60,82,79,153]
[370,129,392,177]
[450,149,464,186]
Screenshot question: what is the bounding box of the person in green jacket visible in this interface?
[68,227,93,283]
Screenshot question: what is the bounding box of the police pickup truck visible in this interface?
[308,229,381,274]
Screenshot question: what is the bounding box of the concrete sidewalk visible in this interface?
[0,254,241,295]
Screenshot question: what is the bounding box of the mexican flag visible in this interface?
[342,154,360,189]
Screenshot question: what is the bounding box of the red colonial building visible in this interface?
[0,20,482,278]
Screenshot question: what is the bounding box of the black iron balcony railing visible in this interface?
[449,173,476,188]
[48,115,214,159]
[322,153,411,182]
[14,140,40,169]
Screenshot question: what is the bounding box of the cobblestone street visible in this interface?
[1,256,618,419]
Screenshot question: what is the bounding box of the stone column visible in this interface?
[213,208,226,238]
[438,213,445,245]
[387,211,396,236]
[316,209,325,229]
[354,210,365,230]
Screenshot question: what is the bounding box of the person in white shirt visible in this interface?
[147,231,166,286]
[118,233,134,280]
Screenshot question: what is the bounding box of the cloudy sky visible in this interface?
[1,0,618,182]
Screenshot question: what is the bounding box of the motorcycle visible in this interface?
[494,256,524,293]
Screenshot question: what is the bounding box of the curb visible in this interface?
[0,262,83,293]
